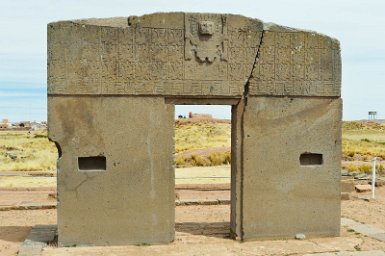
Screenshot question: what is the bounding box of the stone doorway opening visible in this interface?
[170,100,238,239]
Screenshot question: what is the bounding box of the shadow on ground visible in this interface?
[175,222,231,238]
[0,226,31,242]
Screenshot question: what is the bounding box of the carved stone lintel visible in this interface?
[185,14,228,63]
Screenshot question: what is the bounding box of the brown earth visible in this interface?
[0,186,385,255]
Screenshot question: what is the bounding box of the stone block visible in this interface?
[48,12,342,245]
[355,185,372,192]
[341,180,355,193]
[239,97,341,239]
[369,179,385,187]
[49,97,175,246]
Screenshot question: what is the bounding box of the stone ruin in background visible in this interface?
[47,12,342,246]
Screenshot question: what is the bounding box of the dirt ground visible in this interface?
[341,187,385,230]
[0,186,384,255]
[0,209,56,256]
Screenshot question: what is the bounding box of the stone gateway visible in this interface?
[47,12,342,246]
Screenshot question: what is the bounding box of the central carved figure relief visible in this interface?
[48,12,342,246]
[185,14,228,63]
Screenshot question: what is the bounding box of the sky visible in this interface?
[0,0,384,121]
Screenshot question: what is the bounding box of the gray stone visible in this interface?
[369,179,385,187]
[48,12,342,246]
[354,174,369,180]
[304,251,385,256]
[341,217,385,240]
[18,225,56,256]
[370,232,385,242]
[341,170,351,176]
[355,184,372,192]
[295,233,306,240]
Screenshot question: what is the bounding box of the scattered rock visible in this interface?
[369,179,385,187]
[354,173,369,180]
[355,184,372,192]
[295,233,306,240]
[48,193,57,199]
[5,153,17,160]
[341,170,350,176]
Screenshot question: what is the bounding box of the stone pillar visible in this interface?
[240,97,342,239]
[48,96,175,246]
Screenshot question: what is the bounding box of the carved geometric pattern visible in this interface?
[48,15,340,97]
[250,31,341,96]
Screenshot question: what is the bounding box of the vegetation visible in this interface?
[342,162,384,174]
[0,121,384,171]
[175,122,230,153]
[341,121,385,173]
[0,130,57,172]
[175,121,231,167]
[342,121,385,159]
[176,151,231,168]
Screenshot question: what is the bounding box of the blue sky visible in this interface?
[1,0,384,121]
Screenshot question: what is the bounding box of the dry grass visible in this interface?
[175,122,231,153]
[176,151,231,168]
[0,130,57,172]
[342,162,384,174]
[1,121,384,171]
[342,121,385,159]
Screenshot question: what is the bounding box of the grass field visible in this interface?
[0,130,57,172]
[342,122,385,159]
[175,121,230,153]
[0,121,384,172]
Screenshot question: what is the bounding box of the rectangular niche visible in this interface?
[300,153,323,166]
[78,156,106,171]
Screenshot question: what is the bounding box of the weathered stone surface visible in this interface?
[355,184,372,192]
[371,232,385,242]
[48,12,342,245]
[249,24,341,97]
[49,97,175,246]
[369,179,385,187]
[304,251,385,256]
[239,97,342,239]
[341,217,385,243]
[18,225,56,256]
[47,13,340,98]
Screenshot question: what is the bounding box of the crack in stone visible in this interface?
[243,29,265,102]
[67,173,97,200]
[238,28,265,239]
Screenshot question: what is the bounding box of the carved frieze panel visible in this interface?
[250,30,341,97]
[48,13,340,97]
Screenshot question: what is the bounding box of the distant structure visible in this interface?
[0,119,9,129]
[368,111,377,120]
[0,119,45,130]
[188,112,213,120]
